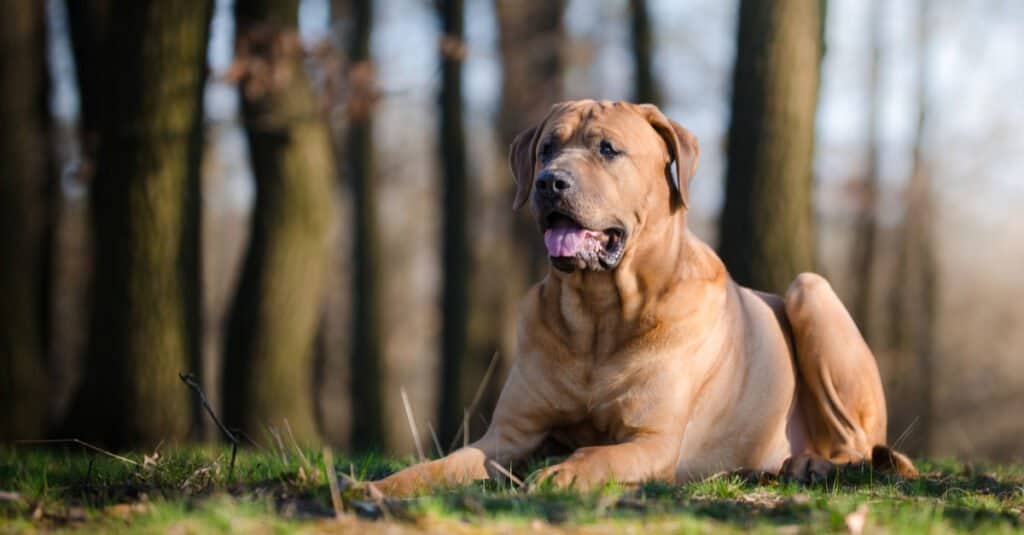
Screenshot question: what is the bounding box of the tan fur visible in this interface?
[374,100,915,495]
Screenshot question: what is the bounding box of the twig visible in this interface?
[448,352,500,451]
[235,429,266,451]
[427,422,444,458]
[178,372,239,480]
[463,409,470,450]
[16,439,138,467]
[322,447,345,519]
[488,460,525,489]
[400,387,426,462]
[178,373,238,445]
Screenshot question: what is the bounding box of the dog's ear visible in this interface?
[509,124,540,210]
[638,104,700,210]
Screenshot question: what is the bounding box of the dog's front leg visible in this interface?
[532,433,681,491]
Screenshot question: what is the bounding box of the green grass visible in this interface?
[1,444,1022,533]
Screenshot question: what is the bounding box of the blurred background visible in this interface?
[1,0,1022,462]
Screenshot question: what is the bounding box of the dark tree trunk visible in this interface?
[887,0,936,456]
[849,0,883,336]
[630,0,660,105]
[0,1,50,440]
[718,0,825,295]
[64,0,212,448]
[334,0,387,453]
[222,0,335,443]
[438,0,470,445]
[65,0,111,170]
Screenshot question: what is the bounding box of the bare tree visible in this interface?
[850,0,884,336]
[340,0,387,453]
[65,1,212,447]
[887,0,937,456]
[484,0,568,425]
[0,1,49,440]
[437,0,470,444]
[222,0,335,443]
[630,0,660,105]
[718,0,825,295]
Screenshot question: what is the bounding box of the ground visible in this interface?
[1,443,1022,533]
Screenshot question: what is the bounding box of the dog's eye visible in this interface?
[539,141,555,162]
[599,140,620,159]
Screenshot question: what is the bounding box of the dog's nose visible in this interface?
[535,169,573,197]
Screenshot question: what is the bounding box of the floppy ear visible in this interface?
[638,104,700,210]
[509,125,540,210]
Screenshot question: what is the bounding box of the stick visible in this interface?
[400,387,426,462]
[178,372,240,480]
[448,351,500,451]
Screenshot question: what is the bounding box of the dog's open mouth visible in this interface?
[542,212,626,272]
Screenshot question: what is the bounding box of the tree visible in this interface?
[222,0,335,443]
[437,0,470,444]
[64,1,212,447]
[718,0,825,295]
[0,1,50,440]
[849,0,883,335]
[332,0,387,453]
[483,0,568,429]
[630,0,660,105]
[886,0,937,456]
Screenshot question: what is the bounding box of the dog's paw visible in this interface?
[871,445,919,478]
[779,453,837,484]
[530,462,597,491]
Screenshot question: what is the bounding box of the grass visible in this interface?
[1,443,1022,533]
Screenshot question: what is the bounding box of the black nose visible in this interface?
[534,169,573,197]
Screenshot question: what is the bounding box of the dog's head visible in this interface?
[509,100,699,272]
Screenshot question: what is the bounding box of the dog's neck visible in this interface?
[543,211,725,346]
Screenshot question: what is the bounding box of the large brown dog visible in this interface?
[375,100,915,495]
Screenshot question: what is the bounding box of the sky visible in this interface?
[44,0,1024,223]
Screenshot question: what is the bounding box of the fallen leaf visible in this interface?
[845,503,869,534]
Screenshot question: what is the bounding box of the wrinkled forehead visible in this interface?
[542,101,660,148]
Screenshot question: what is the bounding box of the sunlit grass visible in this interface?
[1,444,1022,533]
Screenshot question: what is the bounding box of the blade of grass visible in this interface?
[322,447,344,519]
[488,460,525,489]
[16,439,139,467]
[400,387,426,462]
[427,422,444,458]
[448,351,500,451]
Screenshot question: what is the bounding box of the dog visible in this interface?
[374,100,916,495]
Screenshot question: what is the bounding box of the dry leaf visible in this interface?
[845,503,869,534]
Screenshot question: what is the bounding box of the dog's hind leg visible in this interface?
[781,273,917,480]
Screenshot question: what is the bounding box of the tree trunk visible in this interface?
[886,0,936,456]
[0,1,50,440]
[487,0,568,432]
[437,0,470,444]
[222,0,335,444]
[334,0,387,453]
[66,0,111,168]
[718,0,825,295]
[630,0,660,105]
[65,0,212,448]
[849,0,883,336]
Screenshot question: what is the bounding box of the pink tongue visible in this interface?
[544,221,602,257]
